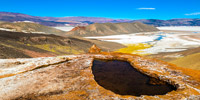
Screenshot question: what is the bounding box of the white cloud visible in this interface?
[185,12,200,16]
[137,8,156,10]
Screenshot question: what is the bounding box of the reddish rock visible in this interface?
[88,44,101,53]
[70,26,86,31]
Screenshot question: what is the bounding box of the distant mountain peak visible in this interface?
[0,11,199,27]
[67,22,159,36]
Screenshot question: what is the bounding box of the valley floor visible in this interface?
[85,27,200,70]
[157,26,200,32]
[54,26,74,32]
[85,27,200,55]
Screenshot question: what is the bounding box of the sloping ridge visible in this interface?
[170,52,200,70]
[0,21,66,35]
[67,22,159,36]
[0,30,125,58]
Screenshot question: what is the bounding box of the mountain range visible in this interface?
[132,19,200,26]
[67,22,159,36]
[0,12,200,27]
[0,12,130,26]
[0,21,159,37]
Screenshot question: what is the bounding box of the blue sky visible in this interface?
[0,0,199,20]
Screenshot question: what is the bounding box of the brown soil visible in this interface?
[23,49,56,58]
[0,30,125,59]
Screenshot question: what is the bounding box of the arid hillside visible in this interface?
[170,52,200,70]
[0,30,125,58]
[66,22,159,36]
[148,46,200,70]
[0,21,66,35]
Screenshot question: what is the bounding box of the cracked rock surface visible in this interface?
[0,52,200,100]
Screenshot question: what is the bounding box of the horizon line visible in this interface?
[0,11,199,20]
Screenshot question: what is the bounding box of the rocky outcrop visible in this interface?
[70,26,86,31]
[88,44,101,53]
[0,51,200,99]
[66,22,159,36]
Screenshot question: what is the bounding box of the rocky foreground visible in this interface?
[0,48,200,99]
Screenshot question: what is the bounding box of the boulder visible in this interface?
[88,44,101,53]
